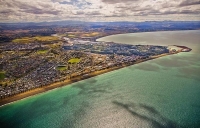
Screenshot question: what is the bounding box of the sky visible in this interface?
[0,0,200,23]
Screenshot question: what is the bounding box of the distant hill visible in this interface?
[0,20,199,28]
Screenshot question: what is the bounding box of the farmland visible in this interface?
[12,36,60,43]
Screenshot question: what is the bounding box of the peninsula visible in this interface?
[0,31,192,106]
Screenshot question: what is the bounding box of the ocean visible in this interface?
[0,30,200,128]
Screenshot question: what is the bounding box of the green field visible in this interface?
[34,36,59,42]
[56,66,67,71]
[0,72,6,80]
[12,37,34,43]
[68,58,81,64]
[37,49,48,54]
[12,36,60,43]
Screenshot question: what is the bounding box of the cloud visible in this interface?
[14,0,61,15]
[0,0,200,22]
[23,9,60,15]
[51,0,71,3]
[85,11,101,16]
[179,0,200,7]
[73,10,85,15]
[0,9,14,14]
[102,0,138,4]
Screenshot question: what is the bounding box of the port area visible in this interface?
[168,45,192,53]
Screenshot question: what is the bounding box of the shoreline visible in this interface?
[0,53,173,107]
[96,29,200,41]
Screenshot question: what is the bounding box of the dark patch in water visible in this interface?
[134,63,161,72]
[88,88,109,93]
[191,104,200,109]
[87,78,98,84]
[72,78,97,90]
[0,119,13,128]
[72,82,88,90]
[62,96,70,105]
[139,104,159,114]
[73,79,112,96]
[77,84,110,96]
[113,101,179,128]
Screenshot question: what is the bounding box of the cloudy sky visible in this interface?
[0,0,200,22]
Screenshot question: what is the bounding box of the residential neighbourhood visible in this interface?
[0,36,170,99]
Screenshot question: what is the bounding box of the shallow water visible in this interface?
[0,30,200,128]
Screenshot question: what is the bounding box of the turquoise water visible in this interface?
[0,30,200,128]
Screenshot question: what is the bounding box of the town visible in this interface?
[0,33,171,99]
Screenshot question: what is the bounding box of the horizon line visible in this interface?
[0,20,200,24]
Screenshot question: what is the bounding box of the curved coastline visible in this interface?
[97,30,200,41]
[0,30,193,107]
